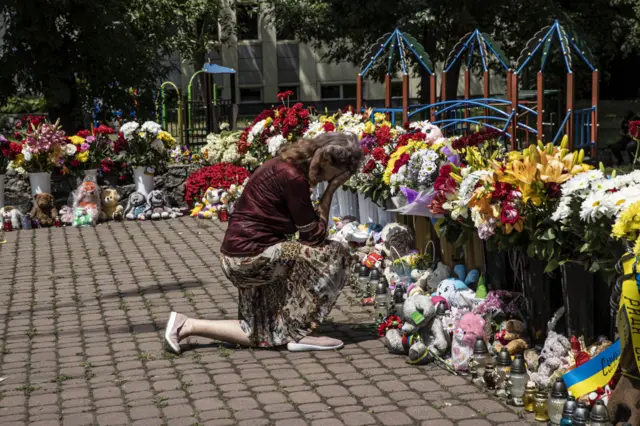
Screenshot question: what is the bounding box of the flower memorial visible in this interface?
[13,119,68,173]
[115,121,176,172]
[184,163,250,208]
[0,135,22,174]
[237,92,311,168]
[61,125,115,175]
[200,131,243,166]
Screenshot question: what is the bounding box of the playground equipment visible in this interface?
[515,20,598,155]
[156,62,238,147]
[359,21,599,155]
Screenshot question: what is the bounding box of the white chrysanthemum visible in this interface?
[120,121,140,139]
[590,178,615,193]
[7,161,26,174]
[141,121,162,136]
[303,121,325,138]
[609,186,640,217]
[580,191,612,223]
[562,170,603,196]
[64,144,77,156]
[551,199,572,222]
[248,119,266,144]
[219,122,230,130]
[267,135,287,157]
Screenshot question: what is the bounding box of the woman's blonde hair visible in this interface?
[278,132,363,184]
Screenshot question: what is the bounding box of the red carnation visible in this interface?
[94,125,115,135]
[362,159,376,174]
[77,130,91,138]
[392,153,410,173]
[439,164,452,177]
[298,109,310,119]
[322,122,335,132]
[372,147,387,163]
[375,126,392,146]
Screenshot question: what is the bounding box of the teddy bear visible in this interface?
[102,188,123,221]
[379,223,415,260]
[493,319,528,355]
[30,193,57,227]
[125,192,147,221]
[400,294,449,365]
[433,264,481,309]
[145,190,182,220]
[0,206,23,229]
[194,187,222,219]
[529,330,572,389]
[407,262,451,297]
[70,178,104,227]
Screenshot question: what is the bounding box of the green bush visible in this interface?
[0,96,46,114]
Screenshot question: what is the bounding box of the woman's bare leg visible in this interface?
[179,318,252,347]
[164,312,251,354]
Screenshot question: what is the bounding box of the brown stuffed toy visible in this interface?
[30,193,58,227]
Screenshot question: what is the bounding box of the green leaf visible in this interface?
[544,259,559,273]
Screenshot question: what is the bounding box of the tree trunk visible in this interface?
[444,60,462,101]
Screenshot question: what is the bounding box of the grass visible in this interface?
[152,395,169,408]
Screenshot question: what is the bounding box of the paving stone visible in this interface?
[0,219,534,425]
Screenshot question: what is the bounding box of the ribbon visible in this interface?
[617,254,640,374]
[562,339,620,398]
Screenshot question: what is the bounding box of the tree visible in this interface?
[263,0,640,100]
[0,0,236,132]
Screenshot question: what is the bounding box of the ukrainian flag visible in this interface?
[562,340,621,398]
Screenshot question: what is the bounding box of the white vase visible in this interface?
[29,172,51,197]
[77,169,99,186]
[357,193,379,224]
[132,166,155,198]
[0,174,5,209]
[336,188,359,218]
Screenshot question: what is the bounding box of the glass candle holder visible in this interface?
[534,391,550,422]
[548,378,569,425]
[522,382,537,413]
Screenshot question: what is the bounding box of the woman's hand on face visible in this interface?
[328,171,351,190]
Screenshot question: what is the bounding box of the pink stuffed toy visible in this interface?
[451,312,487,372]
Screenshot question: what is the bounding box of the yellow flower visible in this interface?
[265,117,273,126]
[13,153,24,167]
[364,121,376,134]
[76,151,89,163]
[613,201,640,240]
[374,113,386,123]
[69,135,85,145]
[383,141,426,185]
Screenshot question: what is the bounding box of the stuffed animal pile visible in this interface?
[190,184,244,221]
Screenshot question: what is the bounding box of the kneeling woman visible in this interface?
[165,132,362,352]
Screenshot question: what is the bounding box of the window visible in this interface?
[237,3,259,41]
[342,84,357,99]
[239,87,262,103]
[321,85,342,100]
[278,86,298,101]
[321,84,358,100]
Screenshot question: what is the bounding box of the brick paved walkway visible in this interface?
[0,219,535,425]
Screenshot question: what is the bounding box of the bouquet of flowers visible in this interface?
[169,145,201,165]
[345,113,406,206]
[99,157,131,183]
[116,121,176,172]
[0,134,23,174]
[61,125,116,175]
[304,108,367,139]
[238,92,310,168]
[184,163,251,207]
[14,119,68,173]
[201,131,243,166]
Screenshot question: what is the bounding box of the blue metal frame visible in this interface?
[361,29,435,77]
[445,29,511,73]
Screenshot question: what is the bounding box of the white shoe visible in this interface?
[164,312,187,354]
[287,336,344,352]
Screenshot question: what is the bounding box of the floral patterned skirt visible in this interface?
[220,241,351,347]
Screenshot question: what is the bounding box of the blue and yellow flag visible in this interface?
[562,339,620,398]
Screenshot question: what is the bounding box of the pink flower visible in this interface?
[80,143,90,152]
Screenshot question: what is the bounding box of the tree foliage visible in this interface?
[0,0,233,130]
[263,0,640,97]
